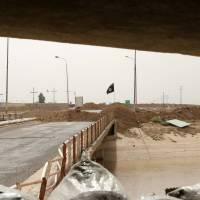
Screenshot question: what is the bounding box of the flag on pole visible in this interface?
[106,83,114,94]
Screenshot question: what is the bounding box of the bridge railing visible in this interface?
[13,115,110,200]
[0,112,23,121]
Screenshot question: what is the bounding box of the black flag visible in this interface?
[106,83,114,94]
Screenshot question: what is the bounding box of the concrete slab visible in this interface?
[0,118,36,126]
[0,121,92,186]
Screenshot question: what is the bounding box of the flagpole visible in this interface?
[113,91,115,103]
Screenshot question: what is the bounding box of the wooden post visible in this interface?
[99,119,102,134]
[78,134,81,157]
[91,124,93,143]
[60,143,66,180]
[73,136,76,164]
[99,119,101,134]
[94,123,97,140]
[81,130,83,151]
[39,177,47,200]
[86,127,89,148]
[16,182,21,190]
[96,122,98,138]
[96,121,98,137]
[68,140,72,168]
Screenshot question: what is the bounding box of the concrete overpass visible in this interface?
[0,0,199,56]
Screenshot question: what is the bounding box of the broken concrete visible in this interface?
[0,1,199,56]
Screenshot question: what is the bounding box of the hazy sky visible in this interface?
[0,37,200,104]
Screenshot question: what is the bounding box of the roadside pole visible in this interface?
[5,38,9,114]
[30,88,38,104]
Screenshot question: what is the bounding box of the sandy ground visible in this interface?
[101,121,200,200]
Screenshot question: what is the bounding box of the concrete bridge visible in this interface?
[13,116,116,199]
[0,0,199,56]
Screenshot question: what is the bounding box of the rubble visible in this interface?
[167,183,200,200]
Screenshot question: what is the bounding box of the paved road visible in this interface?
[0,121,92,186]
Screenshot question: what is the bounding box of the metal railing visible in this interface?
[13,116,109,200]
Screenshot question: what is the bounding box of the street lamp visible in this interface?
[5,38,9,113]
[125,50,137,112]
[55,56,69,105]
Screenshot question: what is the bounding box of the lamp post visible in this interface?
[125,50,137,112]
[55,56,69,105]
[5,38,9,113]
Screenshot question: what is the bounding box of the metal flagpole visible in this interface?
[113,91,115,103]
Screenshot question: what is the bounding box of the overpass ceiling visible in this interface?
[0,0,200,56]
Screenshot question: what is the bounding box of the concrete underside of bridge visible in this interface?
[0,0,199,56]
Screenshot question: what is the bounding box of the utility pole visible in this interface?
[5,38,9,113]
[30,88,38,104]
[55,56,69,104]
[47,89,57,103]
[179,86,183,105]
[125,50,137,112]
[162,91,165,106]
[66,62,69,105]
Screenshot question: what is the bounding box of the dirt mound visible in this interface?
[82,103,106,110]
[103,104,200,134]
[25,109,101,122]
[25,103,200,136]
[156,106,200,121]
[102,103,155,133]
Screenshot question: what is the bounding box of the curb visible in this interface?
[0,118,37,127]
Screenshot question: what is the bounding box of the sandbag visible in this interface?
[0,185,36,200]
[49,151,127,200]
[141,194,180,200]
[167,183,200,200]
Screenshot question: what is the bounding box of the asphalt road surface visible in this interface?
[0,121,92,186]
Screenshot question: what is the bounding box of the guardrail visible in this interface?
[0,112,23,121]
[13,115,110,200]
